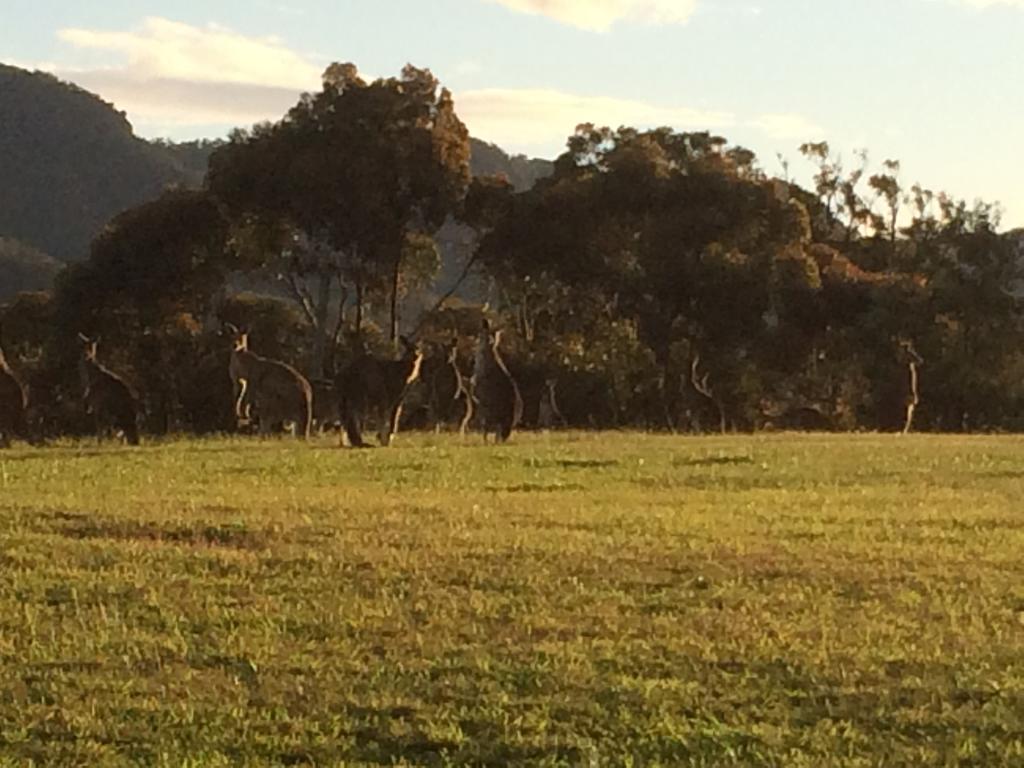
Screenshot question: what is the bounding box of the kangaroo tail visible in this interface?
[124,419,141,446]
[340,399,365,448]
[303,393,313,440]
[512,384,524,428]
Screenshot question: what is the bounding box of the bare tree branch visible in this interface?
[691,351,727,434]
[410,251,481,338]
[279,271,318,328]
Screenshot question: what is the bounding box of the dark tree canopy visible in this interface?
[2,60,1023,437]
[208,62,473,373]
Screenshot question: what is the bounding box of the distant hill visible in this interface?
[0,237,63,299]
[469,139,552,191]
[0,63,551,299]
[0,65,206,266]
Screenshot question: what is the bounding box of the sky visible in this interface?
[2,0,1022,227]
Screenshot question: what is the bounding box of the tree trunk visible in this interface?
[354,278,364,341]
[324,277,348,378]
[310,268,332,378]
[389,251,402,345]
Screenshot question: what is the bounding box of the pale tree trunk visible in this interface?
[354,278,365,341]
[389,252,401,345]
[310,268,332,378]
[282,268,334,379]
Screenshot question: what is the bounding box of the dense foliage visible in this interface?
[1,61,1023,435]
[0,64,549,274]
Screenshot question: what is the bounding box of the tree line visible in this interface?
[1,61,1023,441]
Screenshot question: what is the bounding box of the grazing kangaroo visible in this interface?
[472,320,523,442]
[763,405,834,432]
[336,336,424,447]
[226,325,312,439]
[0,327,30,447]
[78,334,141,445]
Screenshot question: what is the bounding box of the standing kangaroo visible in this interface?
[421,338,474,435]
[226,325,312,439]
[537,378,567,429]
[336,336,424,447]
[472,320,523,443]
[447,338,475,436]
[898,339,923,435]
[0,326,30,447]
[78,334,140,445]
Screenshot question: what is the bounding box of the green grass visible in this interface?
[1,432,1023,766]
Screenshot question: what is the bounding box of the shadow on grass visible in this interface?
[524,458,620,470]
[48,515,270,550]
[487,482,585,493]
[674,455,755,467]
[346,728,581,767]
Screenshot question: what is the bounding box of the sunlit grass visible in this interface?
[1,432,1023,765]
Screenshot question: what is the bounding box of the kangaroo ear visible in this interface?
[222,322,240,336]
[78,332,91,344]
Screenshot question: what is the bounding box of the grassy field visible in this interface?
[0,432,1023,766]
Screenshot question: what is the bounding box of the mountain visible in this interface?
[0,237,63,296]
[0,65,207,267]
[0,63,552,301]
[469,138,553,191]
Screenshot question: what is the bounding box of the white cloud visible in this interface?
[57,16,321,90]
[38,17,323,134]
[456,87,734,151]
[63,71,306,127]
[482,0,698,31]
[38,15,822,162]
[749,113,824,141]
[5,57,63,73]
[949,0,1024,7]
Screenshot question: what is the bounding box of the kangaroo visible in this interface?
[226,325,312,439]
[898,339,923,435]
[0,326,30,447]
[507,360,566,430]
[336,336,424,447]
[537,378,567,429]
[874,337,924,434]
[448,339,475,435]
[762,405,834,432]
[78,334,141,445]
[472,320,523,443]
[310,378,342,434]
[420,338,474,434]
